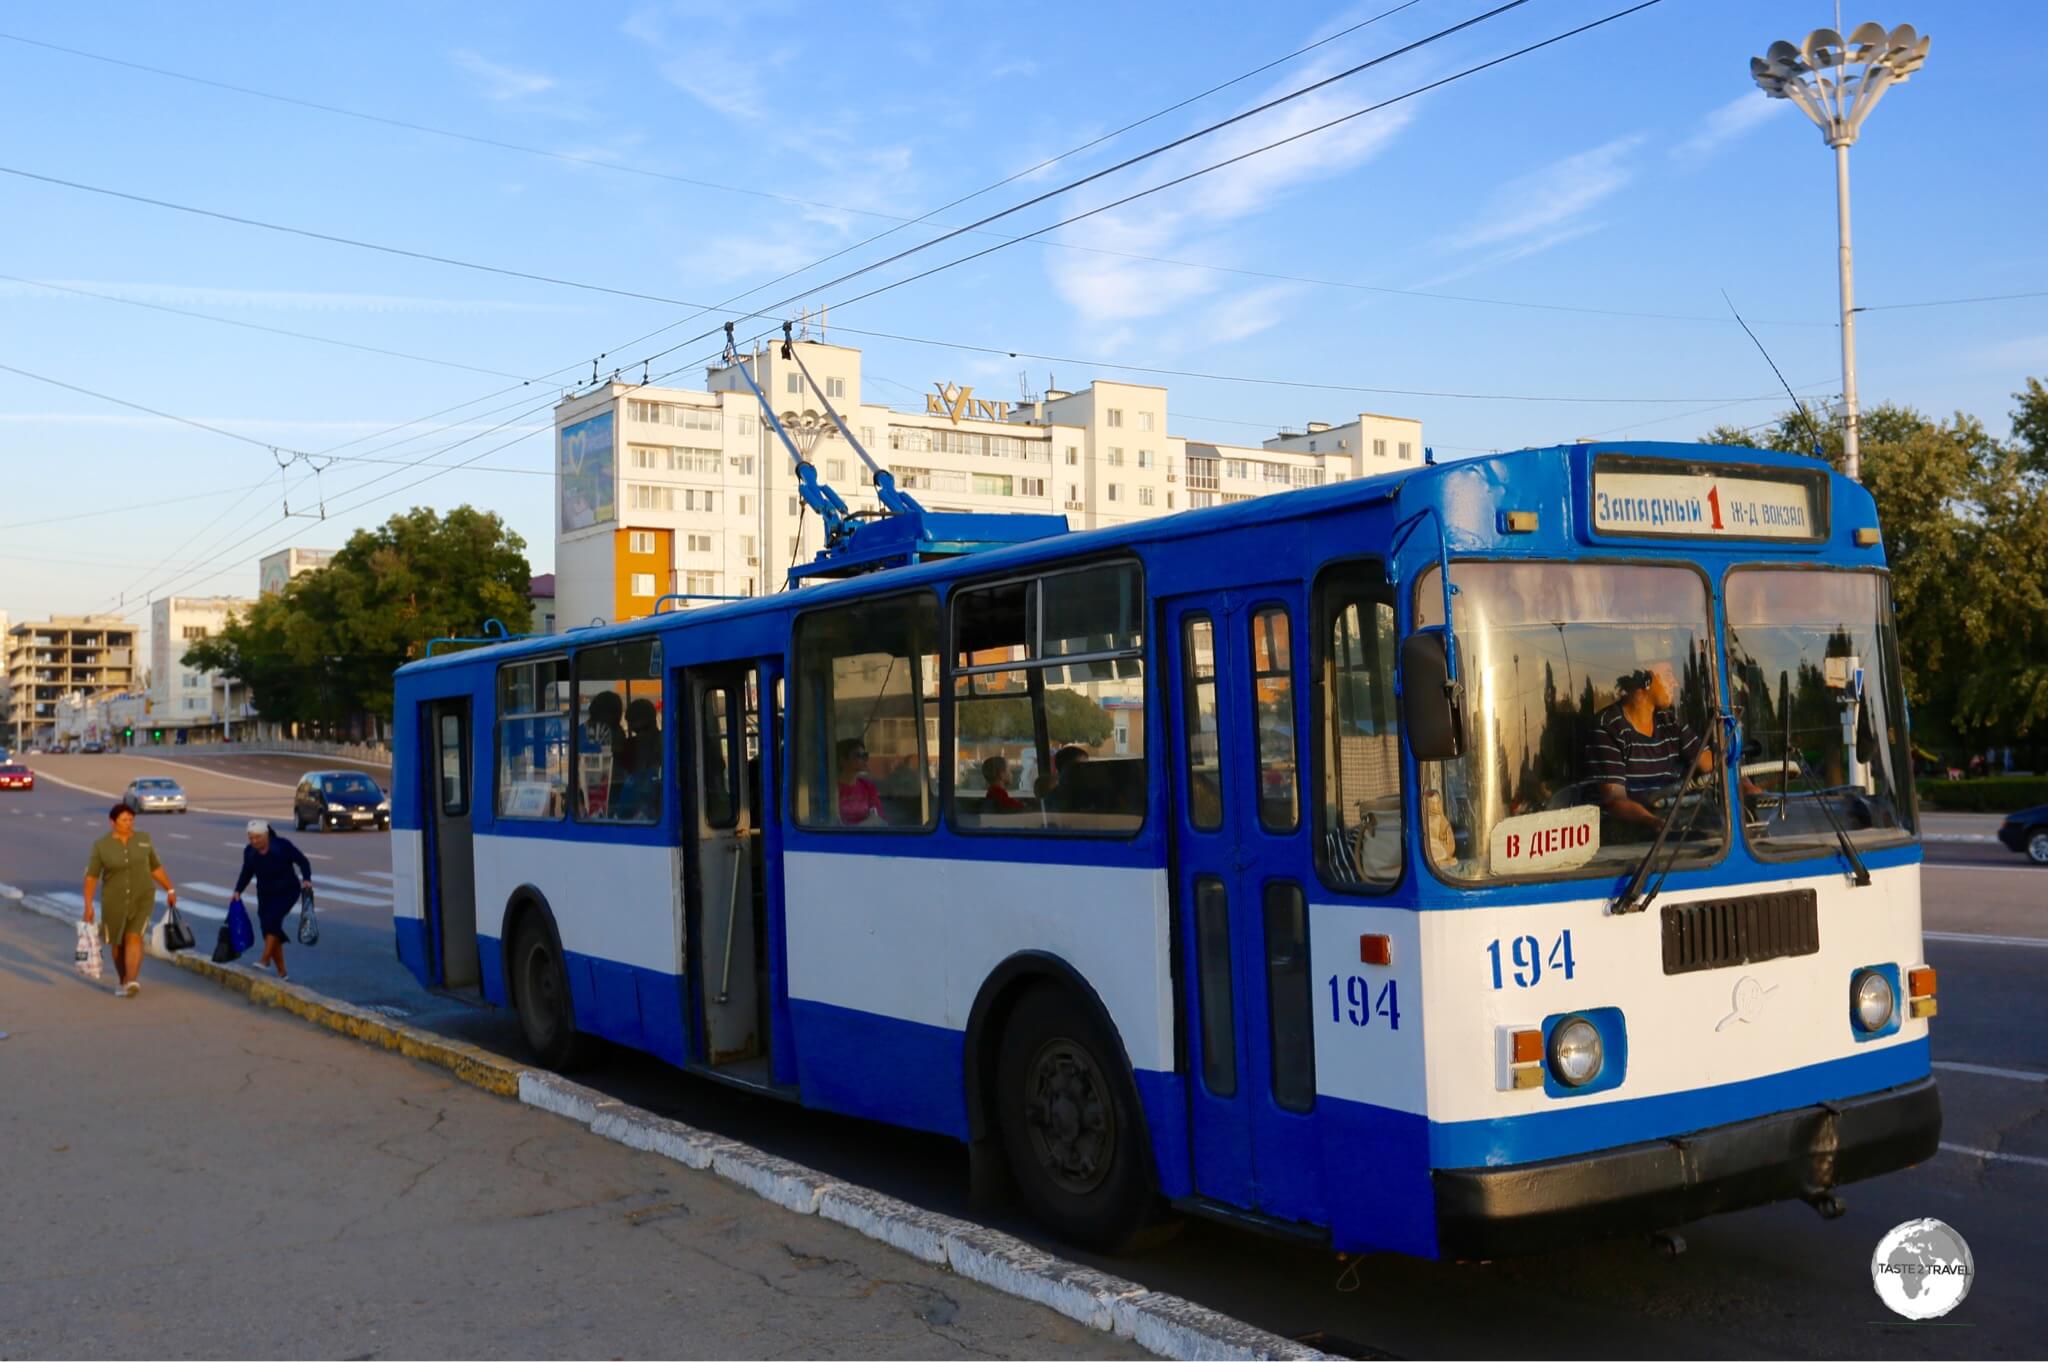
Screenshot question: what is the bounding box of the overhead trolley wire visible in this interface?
[0,274,542,380]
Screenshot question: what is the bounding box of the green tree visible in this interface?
[1703,387,2048,745]
[956,687,1115,747]
[187,506,531,728]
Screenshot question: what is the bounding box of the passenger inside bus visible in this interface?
[980,755,1024,813]
[836,737,885,825]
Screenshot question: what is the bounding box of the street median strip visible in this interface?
[4,889,1320,1362]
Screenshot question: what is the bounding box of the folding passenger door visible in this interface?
[1164,584,1325,1226]
[679,663,766,1075]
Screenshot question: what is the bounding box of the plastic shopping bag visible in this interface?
[74,922,103,981]
[296,889,319,947]
[226,896,256,956]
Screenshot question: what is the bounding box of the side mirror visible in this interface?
[1401,628,1466,762]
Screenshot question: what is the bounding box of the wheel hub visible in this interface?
[1023,1039,1114,1195]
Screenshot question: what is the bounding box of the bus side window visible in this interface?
[791,592,940,831]
[573,640,663,825]
[949,560,1146,835]
[1316,562,1402,888]
[496,658,570,820]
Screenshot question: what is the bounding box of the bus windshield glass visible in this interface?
[1416,562,1724,884]
[1725,569,1915,854]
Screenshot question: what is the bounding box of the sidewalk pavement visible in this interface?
[0,909,1139,1360]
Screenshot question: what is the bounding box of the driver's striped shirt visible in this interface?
[1584,704,1701,797]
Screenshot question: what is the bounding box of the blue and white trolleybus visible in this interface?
[389,433,1939,1259]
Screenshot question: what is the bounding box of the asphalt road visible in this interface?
[4,751,2042,1357]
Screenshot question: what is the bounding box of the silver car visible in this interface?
[123,777,189,813]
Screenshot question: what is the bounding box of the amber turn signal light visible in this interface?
[1511,1028,1544,1064]
[1359,933,1392,967]
[1908,967,1937,998]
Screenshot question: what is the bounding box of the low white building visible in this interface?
[552,338,1423,626]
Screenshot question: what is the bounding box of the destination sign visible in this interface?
[1591,457,1825,541]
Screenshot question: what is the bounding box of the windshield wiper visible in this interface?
[1784,755,1873,887]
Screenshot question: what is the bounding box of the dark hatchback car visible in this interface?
[1997,804,2048,865]
[294,770,391,832]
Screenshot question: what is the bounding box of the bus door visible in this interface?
[680,663,767,1076]
[1165,586,1325,1225]
[425,697,479,991]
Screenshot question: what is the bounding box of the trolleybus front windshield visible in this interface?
[1725,568,1916,855]
[1416,562,1725,884]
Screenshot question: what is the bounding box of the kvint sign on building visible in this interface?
[927,382,1010,425]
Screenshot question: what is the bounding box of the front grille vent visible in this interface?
[1661,889,1819,975]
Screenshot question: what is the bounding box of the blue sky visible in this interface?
[1,0,2041,630]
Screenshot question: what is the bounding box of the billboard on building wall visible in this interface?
[559,412,616,534]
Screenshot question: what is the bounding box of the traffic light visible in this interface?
[151,728,164,744]
[123,725,134,743]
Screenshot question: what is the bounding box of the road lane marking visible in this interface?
[1933,1060,2048,1083]
[1926,931,2048,949]
[185,882,240,898]
[168,832,191,839]
[48,890,83,907]
[361,870,395,881]
[1924,834,1999,844]
[1925,864,2045,876]
[307,874,378,890]
[1941,1142,2048,1170]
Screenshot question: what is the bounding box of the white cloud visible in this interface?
[1202,284,1305,344]
[451,50,558,102]
[1672,93,1790,160]
[1041,41,1417,331]
[622,6,794,122]
[1449,135,1644,251]
[0,279,576,314]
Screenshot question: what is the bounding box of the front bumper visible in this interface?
[1433,1076,1940,1259]
[1997,824,2029,853]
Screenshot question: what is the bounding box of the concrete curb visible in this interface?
[4,892,1322,1361]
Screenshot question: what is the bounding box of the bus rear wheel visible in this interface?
[995,984,1163,1251]
[512,915,592,1071]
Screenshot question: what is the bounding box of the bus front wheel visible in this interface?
[995,983,1163,1251]
[512,915,592,1071]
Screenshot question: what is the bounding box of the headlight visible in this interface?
[1547,1016,1604,1088]
[1853,969,1896,1032]
[378,799,390,811]
[327,802,346,812]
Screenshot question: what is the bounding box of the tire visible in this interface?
[994,983,1168,1251]
[2028,830,2048,865]
[511,913,593,1071]
[294,811,306,831]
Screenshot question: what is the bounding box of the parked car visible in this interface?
[0,764,34,792]
[1996,803,2048,865]
[123,777,188,813]
[295,770,390,832]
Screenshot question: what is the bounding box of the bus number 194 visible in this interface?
[1487,930,1576,990]
[1328,975,1401,1029]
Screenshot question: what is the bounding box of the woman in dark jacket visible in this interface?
[232,819,313,979]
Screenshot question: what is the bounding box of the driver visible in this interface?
[1584,662,1713,831]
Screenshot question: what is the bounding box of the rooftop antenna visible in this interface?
[1721,288,1827,459]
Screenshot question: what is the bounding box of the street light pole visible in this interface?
[1752,22,1930,484]
[1833,136,1861,481]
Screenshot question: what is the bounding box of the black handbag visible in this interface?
[211,922,240,963]
[163,904,196,954]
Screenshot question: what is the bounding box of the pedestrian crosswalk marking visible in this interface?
[362,870,395,882]
[186,881,239,898]
[49,890,83,907]
[307,874,377,891]
[309,887,389,907]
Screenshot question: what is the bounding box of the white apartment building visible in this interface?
[552,339,1422,626]
[149,595,254,735]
